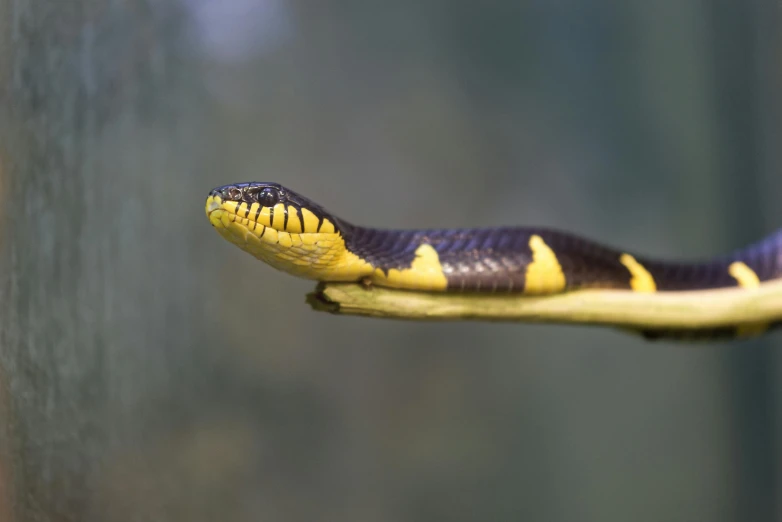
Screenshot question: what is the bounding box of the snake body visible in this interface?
[206,182,782,339]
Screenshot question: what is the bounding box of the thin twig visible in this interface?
[307,280,782,330]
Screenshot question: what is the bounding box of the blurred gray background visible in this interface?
[0,1,780,521]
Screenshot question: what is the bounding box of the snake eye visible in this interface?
[253,187,280,207]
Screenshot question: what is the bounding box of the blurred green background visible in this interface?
[0,1,780,521]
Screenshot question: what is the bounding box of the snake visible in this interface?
[205,182,782,340]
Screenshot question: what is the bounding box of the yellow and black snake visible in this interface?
[206,182,782,339]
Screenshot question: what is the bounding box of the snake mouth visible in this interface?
[204,192,295,246]
[204,194,274,235]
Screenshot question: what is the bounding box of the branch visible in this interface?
[307,280,782,331]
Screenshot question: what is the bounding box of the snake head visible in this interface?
[205,182,361,280]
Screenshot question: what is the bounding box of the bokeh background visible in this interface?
[0,1,780,521]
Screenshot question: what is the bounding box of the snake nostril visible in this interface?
[222,187,243,201]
